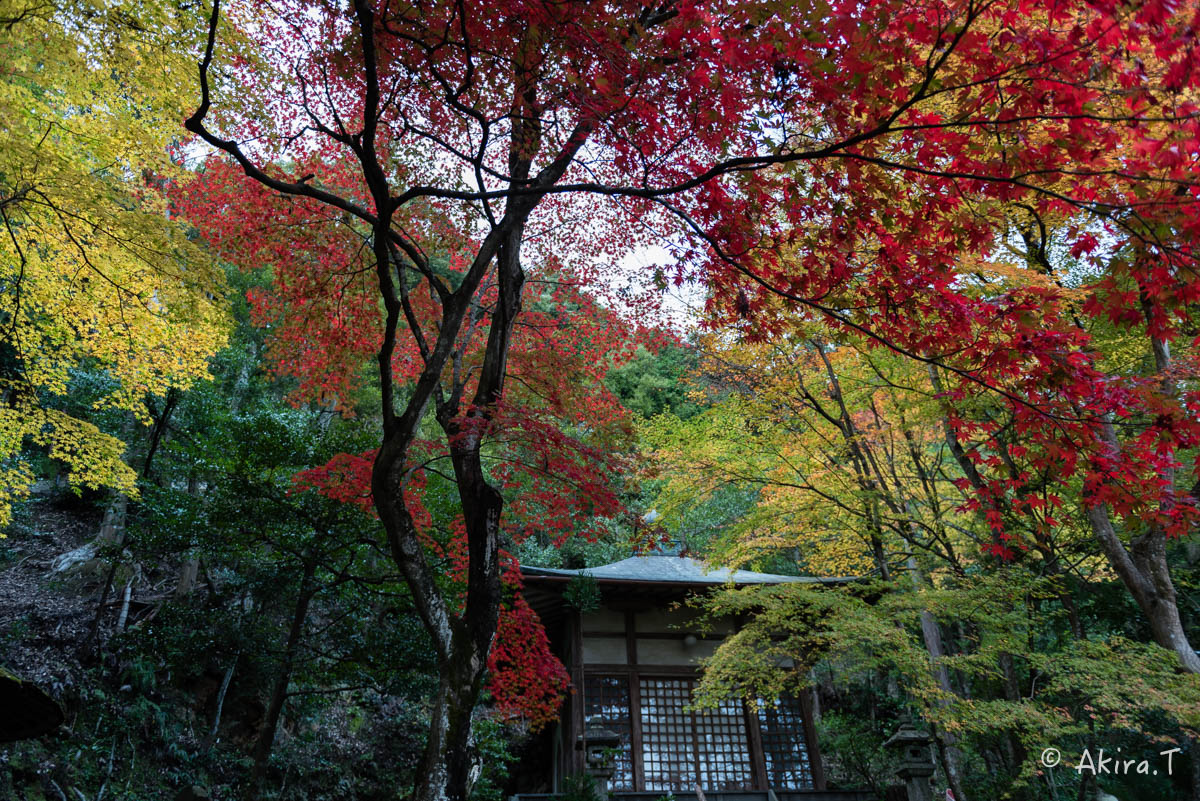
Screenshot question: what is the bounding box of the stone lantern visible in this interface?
[581,726,622,795]
[883,718,936,801]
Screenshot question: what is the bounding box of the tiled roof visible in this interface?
[520,555,845,585]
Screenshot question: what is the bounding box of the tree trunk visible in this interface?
[1082,324,1200,673]
[80,495,130,652]
[1085,500,1200,673]
[184,3,594,798]
[907,555,969,801]
[116,581,132,632]
[175,556,200,598]
[175,474,202,598]
[417,651,490,801]
[931,359,1200,674]
[205,652,238,748]
[997,650,1027,771]
[251,561,316,790]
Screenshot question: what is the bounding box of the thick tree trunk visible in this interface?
[931,359,1200,674]
[411,243,520,801]
[53,492,128,575]
[1085,328,1200,673]
[417,652,490,801]
[409,471,505,801]
[175,556,200,598]
[1085,499,1200,673]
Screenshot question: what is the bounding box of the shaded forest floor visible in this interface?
[1,496,103,700]
[0,494,457,801]
[0,495,264,800]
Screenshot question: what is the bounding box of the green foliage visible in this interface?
[692,573,1200,799]
[469,715,518,801]
[515,514,636,570]
[563,573,601,613]
[816,712,898,795]
[560,772,605,801]
[606,344,701,420]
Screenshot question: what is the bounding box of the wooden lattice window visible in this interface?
[759,695,814,789]
[640,677,694,791]
[582,675,634,790]
[639,677,753,792]
[694,697,754,790]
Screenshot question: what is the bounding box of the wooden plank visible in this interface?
[586,663,698,676]
[582,631,724,641]
[687,676,702,791]
[625,612,644,790]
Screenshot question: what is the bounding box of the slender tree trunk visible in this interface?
[79,393,179,650]
[813,348,971,797]
[81,495,129,652]
[140,388,178,482]
[997,650,1028,771]
[175,474,202,597]
[116,581,132,632]
[906,555,969,801]
[205,651,238,748]
[251,561,316,791]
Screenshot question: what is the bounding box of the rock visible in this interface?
[175,786,211,801]
[0,667,64,742]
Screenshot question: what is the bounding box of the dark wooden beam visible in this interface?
[570,609,584,777]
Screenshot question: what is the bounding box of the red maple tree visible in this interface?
[176,156,646,733]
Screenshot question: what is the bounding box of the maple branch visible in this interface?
[650,194,1099,427]
[389,243,432,365]
[186,2,377,224]
[0,205,28,345]
[832,150,1199,274]
[187,0,444,302]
